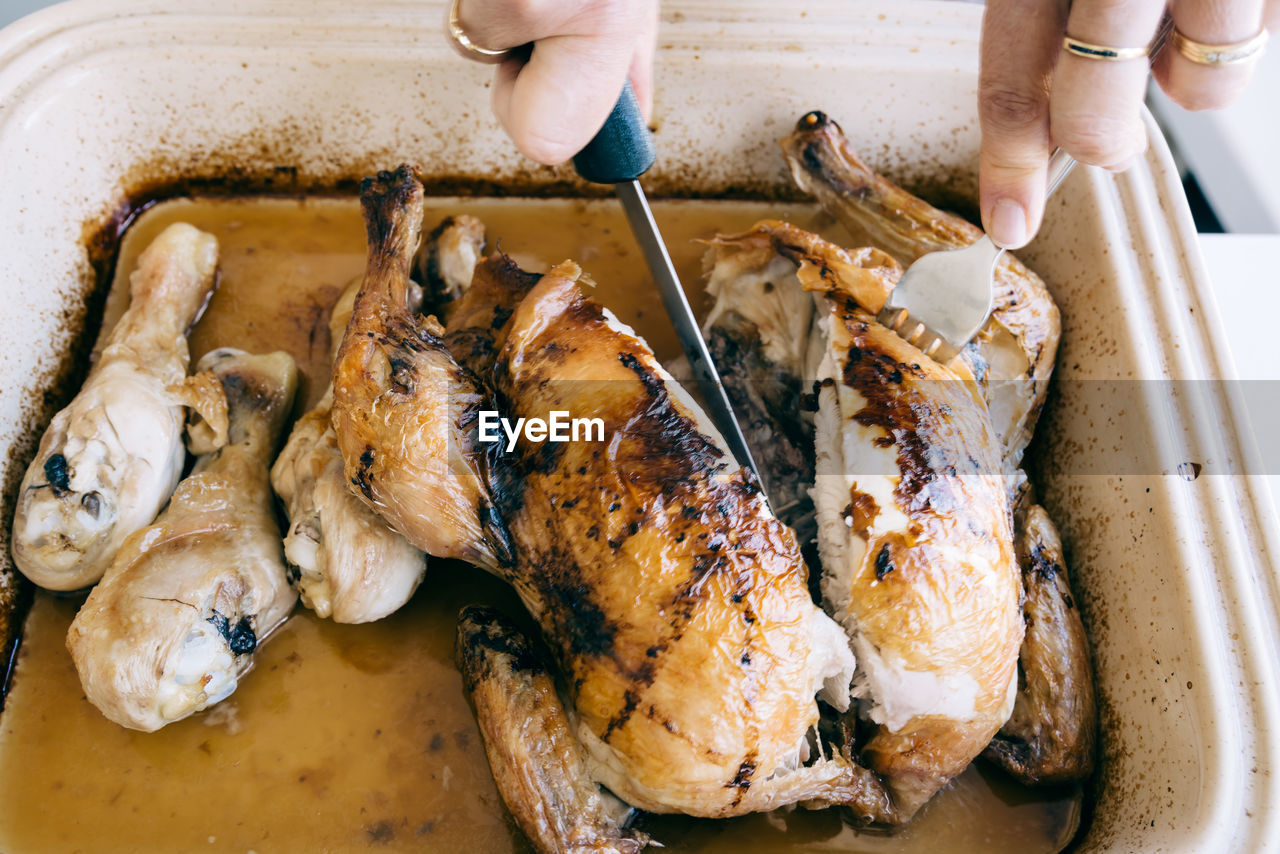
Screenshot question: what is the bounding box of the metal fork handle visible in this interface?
[1046,148,1076,198]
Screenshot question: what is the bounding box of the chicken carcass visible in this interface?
[12,223,219,591]
[68,348,298,731]
[331,167,510,570]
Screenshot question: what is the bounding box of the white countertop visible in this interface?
[1197,233,1280,518]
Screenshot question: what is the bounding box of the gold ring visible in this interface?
[446,0,512,64]
[1062,36,1150,61]
[1171,27,1269,66]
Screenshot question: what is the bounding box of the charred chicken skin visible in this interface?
[12,223,219,591]
[68,349,299,731]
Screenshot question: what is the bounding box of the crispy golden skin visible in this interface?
[330,166,510,570]
[782,111,1060,470]
[472,261,858,818]
[68,349,299,732]
[456,606,649,854]
[813,297,1022,818]
[985,500,1098,784]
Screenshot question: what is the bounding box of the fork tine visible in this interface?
[875,304,958,362]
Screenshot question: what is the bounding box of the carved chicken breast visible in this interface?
[811,290,1021,818]
[473,259,857,818]
[782,111,1060,469]
[67,349,299,731]
[12,223,218,590]
[702,220,900,543]
[331,166,510,570]
[705,224,1022,821]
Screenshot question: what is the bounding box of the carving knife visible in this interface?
[572,83,766,496]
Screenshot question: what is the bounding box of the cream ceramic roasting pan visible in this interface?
[1,1,1278,851]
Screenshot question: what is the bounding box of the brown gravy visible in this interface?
[0,197,1081,853]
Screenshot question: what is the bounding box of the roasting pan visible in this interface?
[1,1,1278,851]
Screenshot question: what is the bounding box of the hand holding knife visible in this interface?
[572,84,767,500]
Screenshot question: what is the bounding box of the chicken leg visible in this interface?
[68,348,299,731]
[13,223,219,590]
[330,166,511,570]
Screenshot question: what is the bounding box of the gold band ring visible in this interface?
[447,0,513,64]
[1171,27,1269,66]
[1062,36,1150,61]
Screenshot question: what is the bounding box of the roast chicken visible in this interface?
[705,224,1022,820]
[12,223,219,591]
[696,112,1095,820]
[68,348,298,731]
[777,112,1096,787]
[269,260,448,622]
[338,168,888,840]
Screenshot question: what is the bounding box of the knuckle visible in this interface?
[1054,115,1140,166]
[979,87,1048,133]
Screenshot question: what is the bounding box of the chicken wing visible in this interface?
[330,166,510,570]
[67,348,299,731]
[456,606,649,854]
[782,111,1060,469]
[12,223,219,590]
[985,498,1097,784]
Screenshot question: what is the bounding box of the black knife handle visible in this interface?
[572,81,655,184]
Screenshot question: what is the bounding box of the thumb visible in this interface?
[492,35,635,165]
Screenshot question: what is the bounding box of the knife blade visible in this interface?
[572,84,766,496]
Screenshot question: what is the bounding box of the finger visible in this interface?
[627,2,659,121]
[491,34,637,164]
[978,0,1067,249]
[1050,0,1165,170]
[1267,0,1280,31]
[1152,0,1267,111]
[456,0,594,52]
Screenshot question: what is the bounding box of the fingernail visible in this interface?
[988,199,1028,249]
